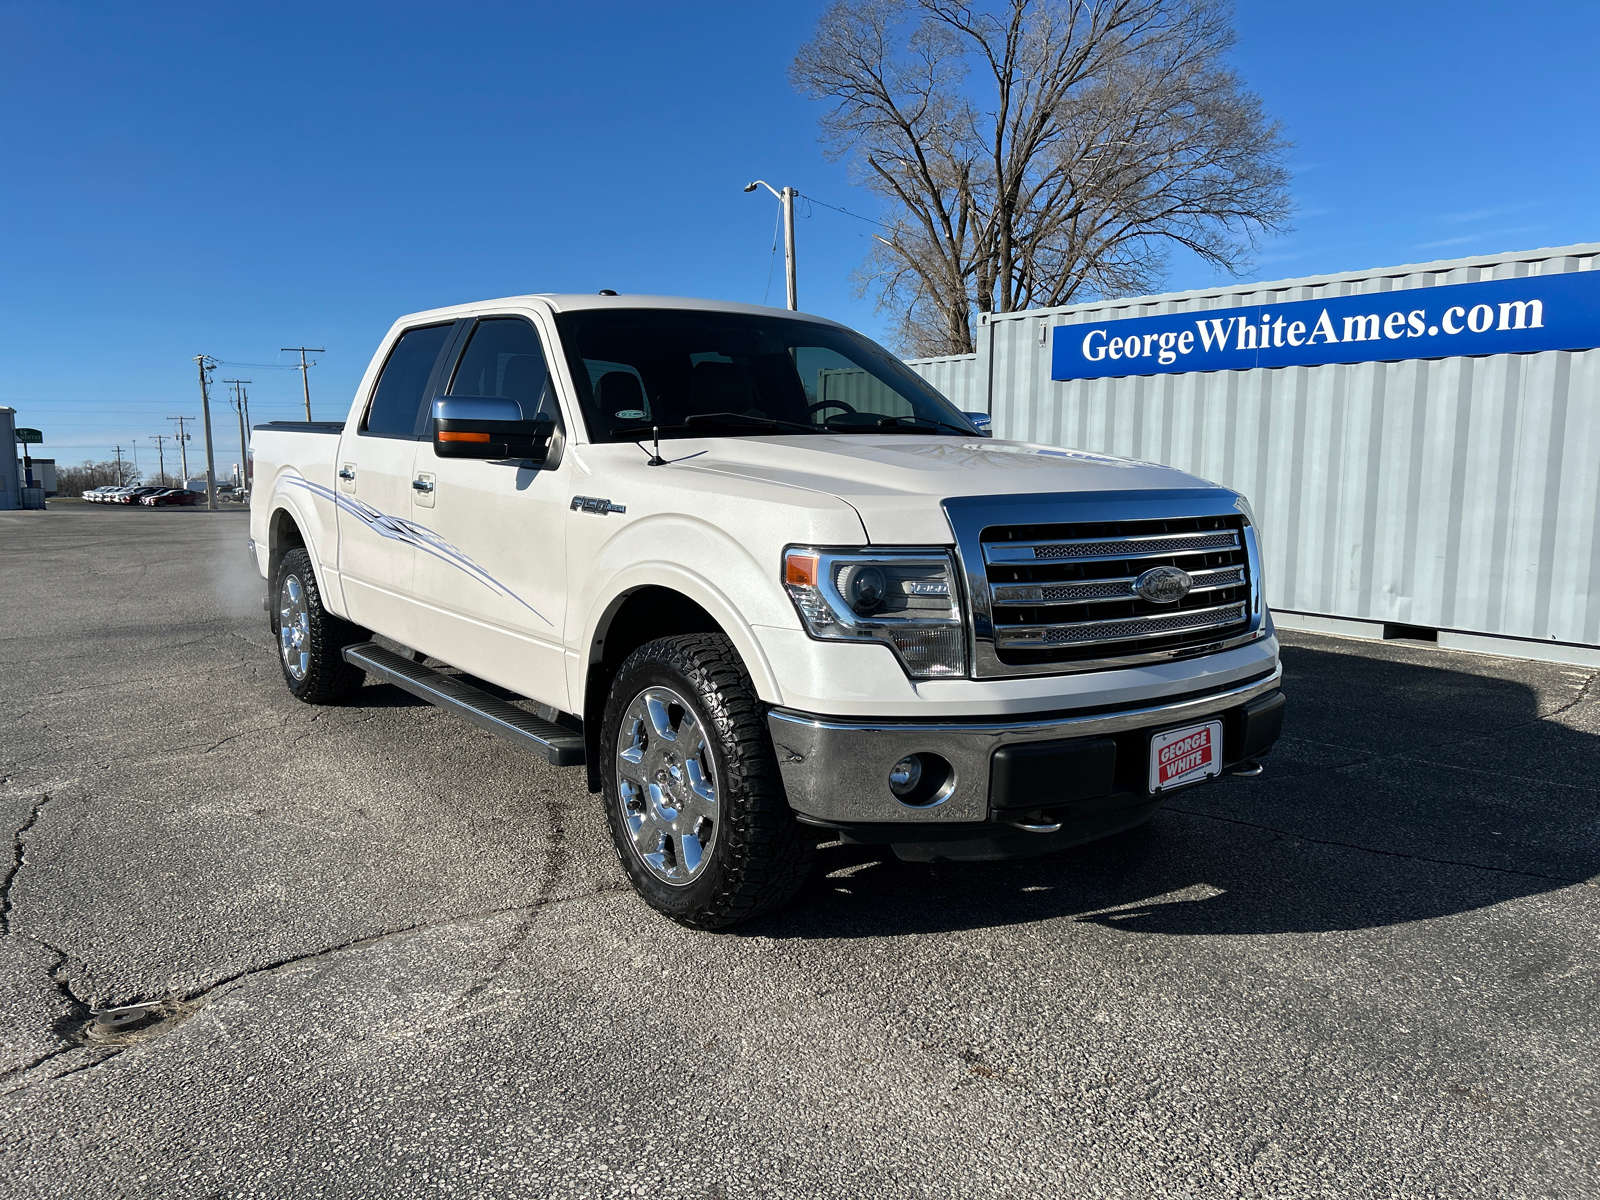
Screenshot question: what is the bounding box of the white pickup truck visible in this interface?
[250,294,1284,928]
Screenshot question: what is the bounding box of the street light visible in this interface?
[745,180,797,311]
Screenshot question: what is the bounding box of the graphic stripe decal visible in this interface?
[283,475,551,625]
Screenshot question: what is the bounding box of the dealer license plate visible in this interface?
[1149,719,1224,793]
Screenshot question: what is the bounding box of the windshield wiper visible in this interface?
[685,412,821,434]
[609,415,823,440]
[874,415,974,435]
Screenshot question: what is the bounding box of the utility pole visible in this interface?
[194,355,219,511]
[224,379,251,494]
[281,347,324,421]
[153,434,168,486]
[744,181,798,310]
[113,445,126,486]
[167,416,193,482]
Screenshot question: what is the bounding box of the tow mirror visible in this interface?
[962,411,993,437]
[432,398,554,461]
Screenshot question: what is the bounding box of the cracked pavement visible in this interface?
[0,506,1596,1199]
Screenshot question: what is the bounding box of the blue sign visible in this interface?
[1052,269,1600,381]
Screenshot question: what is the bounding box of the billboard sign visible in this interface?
[1052,269,1600,381]
[15,427,42,443]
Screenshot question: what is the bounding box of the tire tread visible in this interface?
[602,633,811,929]
[274,547,367,704]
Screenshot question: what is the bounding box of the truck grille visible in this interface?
[979,515,1252,669]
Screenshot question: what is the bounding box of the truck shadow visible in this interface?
[747,643,1599,939]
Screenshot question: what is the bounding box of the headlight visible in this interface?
[783,546,966,678]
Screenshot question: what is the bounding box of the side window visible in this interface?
[363,323,453,437]
[448,317,560,426]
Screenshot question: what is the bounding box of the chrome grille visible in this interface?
[998,603,1248,648]
[986,531,1242,562]
[978,514,1253,670]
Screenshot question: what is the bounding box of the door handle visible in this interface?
[412,478,434,492]
[339,467,355,481]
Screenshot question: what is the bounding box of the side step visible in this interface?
[342,641,585,767]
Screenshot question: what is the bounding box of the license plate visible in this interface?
[1149,719,1223,793]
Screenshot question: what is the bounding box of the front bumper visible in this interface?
[768,669,1285,860]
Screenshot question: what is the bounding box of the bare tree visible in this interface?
[792,0,1292,355]
[55,459,140,496]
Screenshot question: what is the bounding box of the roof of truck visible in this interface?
[393,293,851,328]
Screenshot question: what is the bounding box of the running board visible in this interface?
[342,641,585,767]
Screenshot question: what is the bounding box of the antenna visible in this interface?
[647,425,665,467]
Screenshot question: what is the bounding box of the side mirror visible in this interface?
[432,398,554,461]
[962,411,993,437]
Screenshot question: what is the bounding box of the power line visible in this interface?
[798,192,893,231]
[762,205,782,306]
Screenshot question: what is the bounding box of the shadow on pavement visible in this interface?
[746,643,1598,940]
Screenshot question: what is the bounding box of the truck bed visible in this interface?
[248,421,350,614]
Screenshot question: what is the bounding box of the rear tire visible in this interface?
[601,634,812,929]
[272,547,367,704]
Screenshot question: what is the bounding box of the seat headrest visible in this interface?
[595,371,646,415]
[690,360,760,413]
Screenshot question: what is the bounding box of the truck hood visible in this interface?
[675,434,1226,543]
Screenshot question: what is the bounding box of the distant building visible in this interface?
[1,406,17,510]
[31,458,57,495]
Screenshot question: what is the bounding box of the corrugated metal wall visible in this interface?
[905,353,982,411]
[818,367,903,416]
[904,243,1600,649]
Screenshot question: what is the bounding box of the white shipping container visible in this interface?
[904,242,1600,660]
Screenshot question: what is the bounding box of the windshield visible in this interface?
[552,308,977,442]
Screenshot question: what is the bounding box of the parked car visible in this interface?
[139,487,193,507]
[250,294,1284,928]
[115,487,164,505]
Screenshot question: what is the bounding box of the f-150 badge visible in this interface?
[571,495,626,516]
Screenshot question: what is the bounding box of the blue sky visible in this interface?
[3,1,1597,466]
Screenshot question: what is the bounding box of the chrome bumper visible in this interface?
[767,668,1283,826]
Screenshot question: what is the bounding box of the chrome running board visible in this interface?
[342,641,585,767]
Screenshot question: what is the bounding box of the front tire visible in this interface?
[272,547,367,704]
[601,634,812,929]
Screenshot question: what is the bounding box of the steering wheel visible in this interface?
[805,399,858,419]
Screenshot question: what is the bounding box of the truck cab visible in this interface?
[250,294,1283,927]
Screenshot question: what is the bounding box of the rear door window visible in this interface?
[363,323,453,437]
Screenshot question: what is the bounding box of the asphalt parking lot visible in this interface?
[1,506,1595,1199]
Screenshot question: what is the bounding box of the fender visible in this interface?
[266,468,350,620]
[576,561,788,707]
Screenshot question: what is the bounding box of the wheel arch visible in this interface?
[264,505,345,625]
[580,581,780,793]
[267,505,306,576]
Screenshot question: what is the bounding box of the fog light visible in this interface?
[886,752,955,808]
[889,755,923,797]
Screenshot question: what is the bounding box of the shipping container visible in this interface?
[904,242,1600,664]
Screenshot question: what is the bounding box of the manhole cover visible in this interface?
[85,1001,170,1041]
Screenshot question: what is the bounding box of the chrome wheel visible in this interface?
[615,685,719,886]
[278,573,310,681]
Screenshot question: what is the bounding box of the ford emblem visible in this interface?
[1133,565,1192,604]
